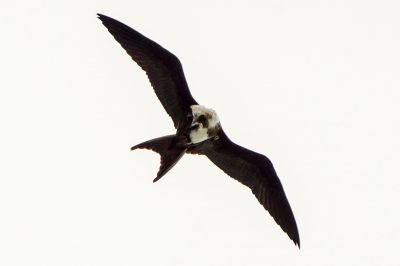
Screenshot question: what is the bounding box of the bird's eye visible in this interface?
[197,114,206,122]
[197,115,208,127]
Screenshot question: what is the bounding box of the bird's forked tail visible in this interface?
[131,135,186,182]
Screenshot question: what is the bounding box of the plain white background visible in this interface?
[1,0,399,265]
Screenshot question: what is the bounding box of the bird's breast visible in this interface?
[189,127,209,144]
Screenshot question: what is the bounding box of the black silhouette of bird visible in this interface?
[98,13,300,247]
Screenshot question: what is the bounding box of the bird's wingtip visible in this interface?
[96,13,109,22]
[292,235,300,249]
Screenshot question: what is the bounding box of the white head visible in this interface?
[190,105,220,128]
[189,105,220,144]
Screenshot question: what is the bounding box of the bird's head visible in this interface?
[190,105,220,129]
[188,105,221,144]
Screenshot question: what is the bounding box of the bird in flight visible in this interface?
[98,14,300,247]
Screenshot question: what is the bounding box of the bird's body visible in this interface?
[98,14,300,247]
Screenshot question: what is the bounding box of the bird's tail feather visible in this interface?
[131,135,186,182]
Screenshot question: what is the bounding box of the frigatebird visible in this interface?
[98,14,300,247]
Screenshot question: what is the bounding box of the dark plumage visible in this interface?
[98,13,300,247]
[97,14,197,129]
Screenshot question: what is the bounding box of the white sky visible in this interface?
[1,0,400,265]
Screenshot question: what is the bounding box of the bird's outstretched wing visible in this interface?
[193,131,300,247]
[98,14,197,129]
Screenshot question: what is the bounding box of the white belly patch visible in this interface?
[190,127,208,144]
